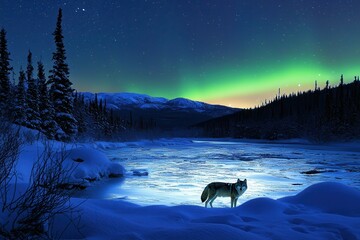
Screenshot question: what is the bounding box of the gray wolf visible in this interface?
[201,179,247,208]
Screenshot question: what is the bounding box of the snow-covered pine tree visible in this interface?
[13,69,27,125]
[0,28,12,117]
[37,61,59,139]
[49,8,77,140]
[25,51,41,130]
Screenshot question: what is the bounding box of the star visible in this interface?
[75,7,86,13]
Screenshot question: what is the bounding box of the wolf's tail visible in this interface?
[201,185,209,202]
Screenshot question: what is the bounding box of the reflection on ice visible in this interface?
[85,139,360,207]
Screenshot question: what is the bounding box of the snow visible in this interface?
[62,147,125,185]
[81,92,237,113]
[52,182,360,239]
[14,142,125,187]
[167,97,204,109]
[280,181,360,216]
[3,138,360,239]
[81,92,168,109]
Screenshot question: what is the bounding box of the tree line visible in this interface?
[0,9,124,141]
[196,76,360,141]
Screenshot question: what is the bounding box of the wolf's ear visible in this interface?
[237,178,240,182]
[244,179,247,182]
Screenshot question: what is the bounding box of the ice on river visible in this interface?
[79,138,360,207]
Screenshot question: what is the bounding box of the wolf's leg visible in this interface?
[205,194,213,208]
[231,197,234,208]
[234,198,238,207]
[209,195,217,208]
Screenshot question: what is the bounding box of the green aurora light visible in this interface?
[120,59,360,108]
[3,1,360,108]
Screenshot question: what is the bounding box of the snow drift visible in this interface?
[51,182,360,240]
[15,144,125,188]
[63,147,125,187]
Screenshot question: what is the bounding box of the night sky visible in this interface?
[1,0,360,108]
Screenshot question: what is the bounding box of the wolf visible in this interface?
[201,179,247,208]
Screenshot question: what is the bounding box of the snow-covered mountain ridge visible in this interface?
[81,92,238,115]
[80,92,240,128]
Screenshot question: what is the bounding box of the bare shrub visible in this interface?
[0,122,82,239]
[0,121,21,212]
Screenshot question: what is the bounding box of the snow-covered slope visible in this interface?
[55,182,360,239]
[81,92,237,114]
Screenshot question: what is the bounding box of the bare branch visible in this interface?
[0,127,82,239]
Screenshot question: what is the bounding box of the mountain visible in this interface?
[81,92,239,129]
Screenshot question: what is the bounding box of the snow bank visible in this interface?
[280,182,360,216]
[14,143,125,188]
[53,182,360,239]
[63,147,125,186]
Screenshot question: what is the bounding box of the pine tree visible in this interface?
[338,74,345,121]
[325,80,329,89]
[103,99,107,115]
[99,98,103,113]
[37,61,59,139]
[73,92,87,135]
[25,51,40,129]
[49,8,77,140]
[0,28,12,116]
[14,69,27,125]
[340,74,344,86]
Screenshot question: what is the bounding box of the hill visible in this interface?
[81,92,239,129]
[195,78,360,141]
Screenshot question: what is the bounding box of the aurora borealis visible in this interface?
[1,0,360,108]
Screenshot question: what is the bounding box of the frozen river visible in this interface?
[78,139,360,207]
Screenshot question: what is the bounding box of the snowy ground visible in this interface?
[57,182,360,240]
[79,138,360,208]
[5,138,360,239]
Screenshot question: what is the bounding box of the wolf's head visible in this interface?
[235,178,247,194]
